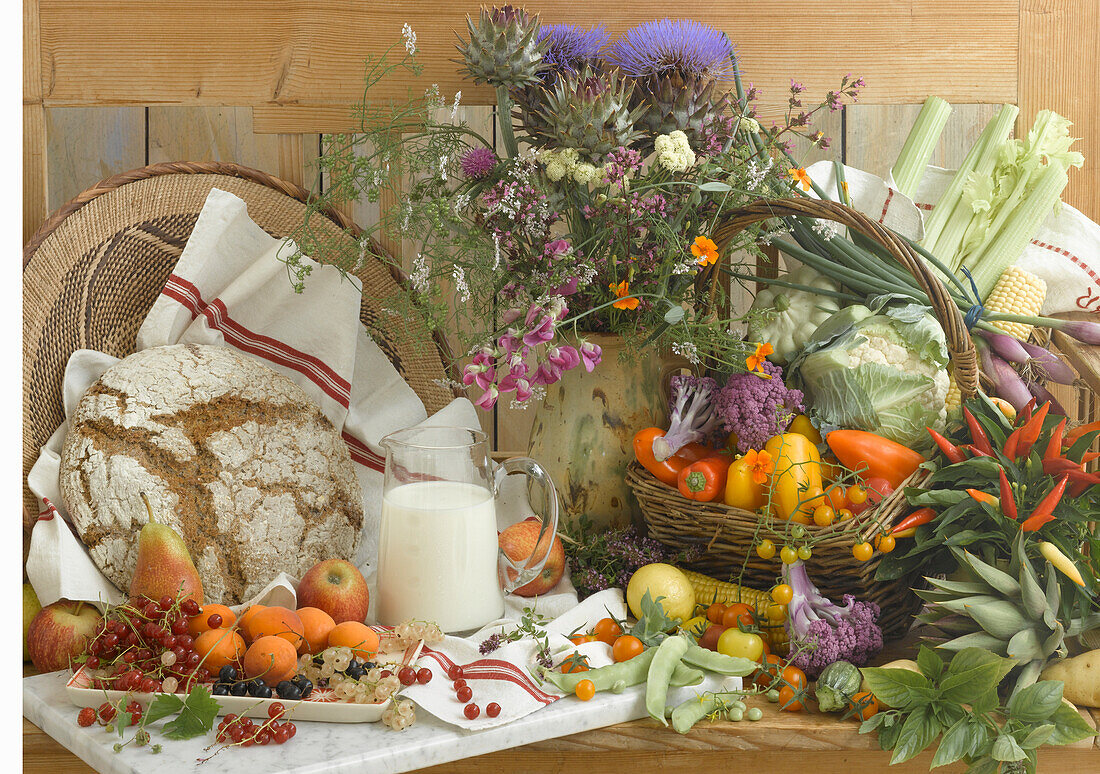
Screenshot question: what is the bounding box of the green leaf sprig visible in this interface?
[859,646,1095,773]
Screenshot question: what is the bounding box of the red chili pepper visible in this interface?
[1068,477,1099,498]
[891,507,937,536]
[960,444,991,458]
[927,428,966,464]
[962,407,993,455]
[1016,401,1050,459]
[997,468,1017,519]
[1018,398,1037,427]
[1042,457,1083,477]
[1003,427,1022,460]
[676,456,731,502]
[1044,418,1068,461]
[1064,469,1100,484]
[1019,475,1069,532]
[1064,420,1100,447]
[1082,452,1100,464]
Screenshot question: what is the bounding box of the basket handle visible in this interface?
[711,198,978,399]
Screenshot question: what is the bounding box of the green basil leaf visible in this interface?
[1007,680,1064,722]
[929,717,971,769]
[991,733,1027,762]
[860,667,931,710]
[909,489,969,507]
[966,756,999,774]
[967,720,992,759]
[1047,702,1099,746]
[1020,723,1055,749]
[968,688,999,715]
[878,715,903,751]
[890,705,942,765]
[858,711,889,735]
[944,647,1014,679]
[916,645,945,679]
[940,663,1014,704]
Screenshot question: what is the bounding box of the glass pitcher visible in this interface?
[376,426,560,633]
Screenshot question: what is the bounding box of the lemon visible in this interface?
[626,563,695,623]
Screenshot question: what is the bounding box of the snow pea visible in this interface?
[646,635,691,725]
[670,694,726,734]
[681,643,757,676]
[541,648,656,694]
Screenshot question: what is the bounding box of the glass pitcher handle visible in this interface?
[493,457,560,594]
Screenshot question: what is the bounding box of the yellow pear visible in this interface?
[128,494,203,605]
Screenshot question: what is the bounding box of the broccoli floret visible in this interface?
[784,561,883,678]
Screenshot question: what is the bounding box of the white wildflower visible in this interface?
[400,198,413,231]
[739,116,760,134]
[576,263,598,286]
[411,254,430,295]
[452,265,471,302]
[545,160,567,182]
[572,162,598,185]
[438,154,448,183]
[402,23,417,55]
[671,341,702,365]
[492,234,502,270]
[655,131,696,173]
[433,377,463,391]
[745,157,773,191]
[450,91,462,121]
[453,193,470,215]
[811,219,840,240]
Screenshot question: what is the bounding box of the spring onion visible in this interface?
[891,96,953,198]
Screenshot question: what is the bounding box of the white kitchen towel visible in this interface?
[25,188,482,607]
[399,588,628,730]
[802,160,1100,315]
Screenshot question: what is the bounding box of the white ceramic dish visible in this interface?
[65,665,392,723]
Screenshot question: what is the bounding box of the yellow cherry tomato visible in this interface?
[771,584,794,605]
[853,542,873,561]
[797,545,812,561]
[780,546,798,564]
[838,508,854,521]
[875,534,897,553]
[756,539,776,560]
[847,485,868,505]
[681,615,709,638]
[766,602,787,623]
[813,505,836,527]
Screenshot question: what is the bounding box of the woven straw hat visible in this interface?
[23,161,457,517]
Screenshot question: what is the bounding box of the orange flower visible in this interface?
[610,280,640,310]
[745,342,774,373]
[742,449,775,484]
[690,236,719,266]
[789,167,812,192]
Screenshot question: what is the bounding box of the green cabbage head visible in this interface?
[790,304,949,452]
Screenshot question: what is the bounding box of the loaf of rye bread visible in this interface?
[59,344,363,604]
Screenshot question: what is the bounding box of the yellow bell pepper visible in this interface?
[724,455,767,511]
[764,433,823,522]
[788,414,822,445]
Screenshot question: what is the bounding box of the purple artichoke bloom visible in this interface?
[460,147,498,179]
[537,23,609,75]
[606,18,734,79]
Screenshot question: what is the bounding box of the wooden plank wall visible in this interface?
[24,1,1100,453]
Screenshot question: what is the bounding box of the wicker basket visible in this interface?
[22,161,459,522]
[632,197,981,640]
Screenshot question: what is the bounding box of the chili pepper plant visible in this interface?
[878,394,1100,620]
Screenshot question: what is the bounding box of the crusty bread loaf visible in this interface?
[60,343,363,604]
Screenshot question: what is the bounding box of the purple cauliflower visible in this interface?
[652,375,720,461]
[784,561,883,678]
[714,360,803,453]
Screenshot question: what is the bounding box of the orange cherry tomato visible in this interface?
[575,679,596,701]
[753,654,784,690]
[771,584,794,605]
[778,685,804,712]
[592,618,622,646]
[611,635,644,663]
[781,664,807,690]
[706,603,727,625]
[813,505,836,527]
[720,603,755,630]
[568,633,597,646]
[837,508,854,521]
[850,691,879,720]
[559,652,590,674]
[825,485,848,510]
[847,485,868,505]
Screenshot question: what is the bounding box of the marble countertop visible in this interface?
[24,671,734,774]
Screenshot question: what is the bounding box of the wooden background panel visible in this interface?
[148,107,320,189]
[43,107,146,213]
[37,1,1018,113]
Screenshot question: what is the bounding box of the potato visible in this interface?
[861,658,920,696]
[1041,650,1100,708]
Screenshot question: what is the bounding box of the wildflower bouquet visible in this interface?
[292,8,862,410]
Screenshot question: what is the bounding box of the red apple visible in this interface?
[498,520,565,597]
[26,600,102,673]
[296,559,370,623]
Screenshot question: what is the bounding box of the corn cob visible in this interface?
[986,265,1046,341]
[680,569,789,652]
[944,369,962,422]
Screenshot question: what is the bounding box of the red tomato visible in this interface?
[705,603,726,624]
[720,603,755,630]
[697,624,727,652]
[850,477,894,515]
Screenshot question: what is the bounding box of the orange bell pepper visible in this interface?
[677,456,731,502]
[825,429,925,490]
[633,427,711,487]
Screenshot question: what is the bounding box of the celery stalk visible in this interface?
[968,161,1068,299]
[891,96,953,198]
[923,104,1019,270]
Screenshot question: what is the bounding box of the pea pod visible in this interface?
[646,635,691,725]
[671,694,726,734]
[681,643,757,676]
[541,648,656,694]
